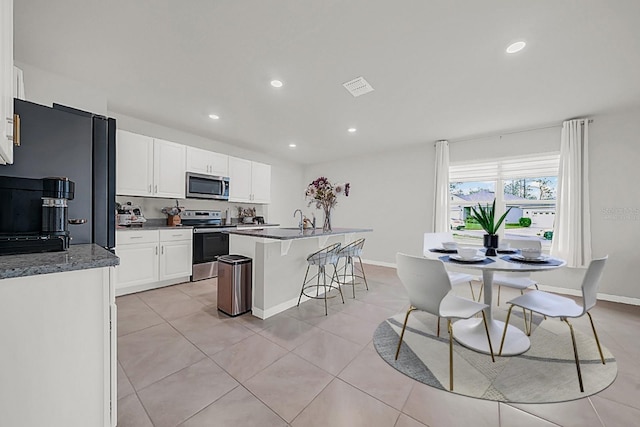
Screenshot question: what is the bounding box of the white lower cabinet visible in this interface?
[115,241,159,288]
[0,267,116,427]
[159,229,193,281]
[115,229,192,295]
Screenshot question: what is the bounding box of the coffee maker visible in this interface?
[0,176,78,255]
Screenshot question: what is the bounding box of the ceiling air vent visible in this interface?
[343,76,374,97]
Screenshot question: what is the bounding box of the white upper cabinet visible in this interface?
[116,130,154,196]
[153,138,186,198]
[186,146,228,177]
[228,156,271,204]
[228,156,252,202]
[116,130,186,198]
[251,161,271,204]
[0,0,14,165]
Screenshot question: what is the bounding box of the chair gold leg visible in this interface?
[587,312,606,364]
[480,311,495,362]
[448,319,454,391]
[357,256,369,290]
[395,307,415,360]
[497,285,501,306]
[437,316,441,337]
[477,283,483,302]
[499,305,515,355]
[469,282,476,301]
[563,318,584,392]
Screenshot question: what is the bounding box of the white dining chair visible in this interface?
[499,256,608,392]
[395,253,495,391]
[494,238,543,305]
[423,232,482,301]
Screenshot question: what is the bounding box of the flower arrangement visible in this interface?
[305,176,350,231]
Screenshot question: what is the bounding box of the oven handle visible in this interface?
[193,228,235,234]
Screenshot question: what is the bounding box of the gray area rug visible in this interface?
[373,310,617,403]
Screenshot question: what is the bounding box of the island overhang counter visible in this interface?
[227,227,372,319]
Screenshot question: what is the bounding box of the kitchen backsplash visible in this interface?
[116,196,268,220]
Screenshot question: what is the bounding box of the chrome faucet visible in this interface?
[293,209,303,232]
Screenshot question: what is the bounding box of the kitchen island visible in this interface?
[0,244,119,427]
[227,227,372,319]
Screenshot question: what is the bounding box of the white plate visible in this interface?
[450,254,486,262]
[510,254,548,263]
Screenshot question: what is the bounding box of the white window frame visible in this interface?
[449,153,560,245]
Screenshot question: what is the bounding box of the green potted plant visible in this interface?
[469,199,512,256]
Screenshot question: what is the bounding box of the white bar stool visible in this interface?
[297,242,344,315]
[336,238,369,298]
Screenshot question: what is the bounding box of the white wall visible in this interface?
[14,62,304,227]
[14,61,108,115]
[305,143,435,265]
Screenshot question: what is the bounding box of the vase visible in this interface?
[483,234,499,256]
[323,207,332,232]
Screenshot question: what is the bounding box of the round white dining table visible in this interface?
[426,250,566,356]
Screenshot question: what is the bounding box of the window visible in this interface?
[449,153,559,245]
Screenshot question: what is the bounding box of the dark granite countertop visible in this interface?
[0,244,120,280]
[116,225,194,231]
[226,227,373,240]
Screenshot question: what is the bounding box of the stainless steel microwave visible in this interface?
[186,173,230,200]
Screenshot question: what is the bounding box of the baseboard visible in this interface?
[361,258,396,268]
[115,276,190,297]
[538,285,640,306]
[252,294,318,319]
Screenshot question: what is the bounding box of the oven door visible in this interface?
[191,229,230,281]
[186,173,230,200]
[193,230,229,264]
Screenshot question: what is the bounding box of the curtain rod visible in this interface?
[437,119,594,146]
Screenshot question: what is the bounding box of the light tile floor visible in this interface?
[117,264,640,426]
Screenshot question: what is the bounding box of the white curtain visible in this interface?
[551,119,592,268]
[433,140,450,232]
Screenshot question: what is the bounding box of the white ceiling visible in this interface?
[14,1,640,164]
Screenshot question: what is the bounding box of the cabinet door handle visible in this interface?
[172,234,183,237]
[155,246,158,255]
[148,184,152,194]
[129,236,142,239]
[154,185,158,193]
[8,114,20,146]
[161,246,164,255]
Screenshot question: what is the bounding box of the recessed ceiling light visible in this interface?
[208,114,220,120]
[288,143,296,148]
[270,80,283,88]
[506,41,526,54]
[348,128,357,133]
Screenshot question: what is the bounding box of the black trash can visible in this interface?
[217,255,252,316]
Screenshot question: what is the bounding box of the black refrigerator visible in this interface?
[5,99,116,250]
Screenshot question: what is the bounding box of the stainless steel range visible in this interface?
[180,210,234,281]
